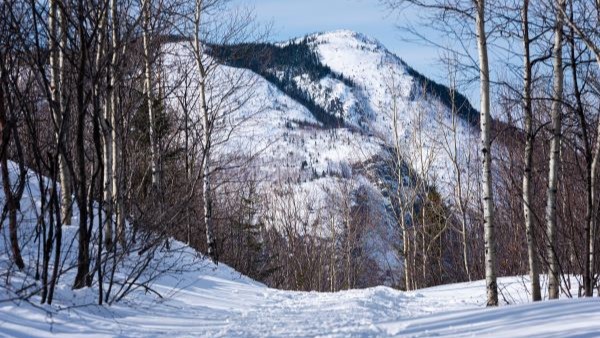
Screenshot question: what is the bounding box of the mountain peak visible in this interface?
[281,29,386,52]
[311,29,375,41]
[312,30,385,49]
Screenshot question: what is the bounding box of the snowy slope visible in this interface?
[304,30,480,200]
[153,30,488,287]
[2,258,599,337]
[168,31,485,286]
[161,41,403,285]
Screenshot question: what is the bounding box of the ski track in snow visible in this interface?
[2,257,600,338]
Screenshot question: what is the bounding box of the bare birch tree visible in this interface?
[142,0,161,193]
[545,0,565,300]
[191,0,218,263]
[521,0,542,302]
[436,53,476,282]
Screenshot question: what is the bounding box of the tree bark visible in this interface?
[193,0,218,263]
[475,0,497,307]
[49,0,72,226]
[73,0,91,289]
[545,0,565,300]
[58,4,72,226]
[0,60,25,270]
[521,0,541,302]
[110,0,125,247]
[106,0,125,247]
[143,0,160,193]
[96,0,114,251]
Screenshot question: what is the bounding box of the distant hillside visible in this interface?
[210,35,478,129]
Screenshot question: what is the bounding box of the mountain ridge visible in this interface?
[162,29,481,288]
[210,29,479,129]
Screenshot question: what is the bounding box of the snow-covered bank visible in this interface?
[2,255,599,338]
[380,297,600,337]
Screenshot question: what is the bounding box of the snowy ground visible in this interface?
[2,251,599,338]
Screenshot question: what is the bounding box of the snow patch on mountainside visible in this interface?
[158,30,485,286]
[308,30,479,202]
[161,41,402,284]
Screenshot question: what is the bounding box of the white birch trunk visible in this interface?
[110,0,125,247]
[546,0,565,300]
[521,0,541,301]
[142,0,160,192]
[390,73,412,291]
[193,0,217,263]
[50,1,72,226]
[475,0,498,307]
[96,5,113,250]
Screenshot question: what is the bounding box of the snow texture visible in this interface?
[2,253,599,337]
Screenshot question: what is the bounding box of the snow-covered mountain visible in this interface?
[161,30,481,287]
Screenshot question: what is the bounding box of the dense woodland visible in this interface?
[1,0,600,309]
